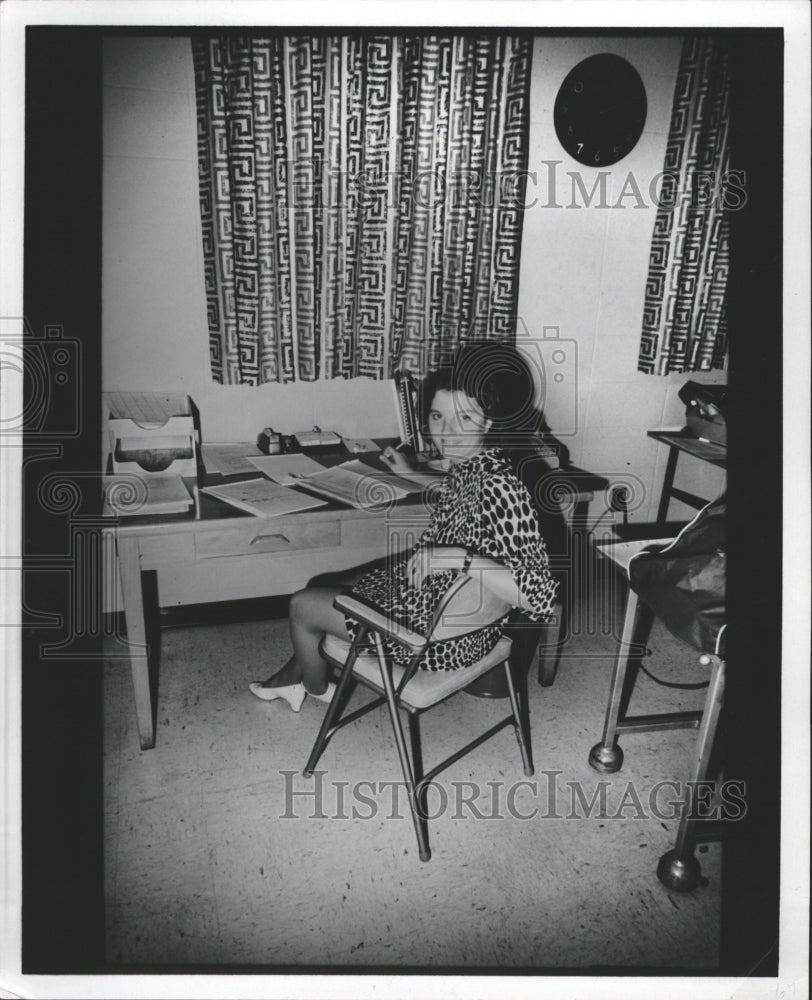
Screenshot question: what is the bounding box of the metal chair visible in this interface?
[303,571,534,861]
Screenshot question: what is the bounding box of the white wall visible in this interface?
[518,36,726,522]
[103,34,726,523]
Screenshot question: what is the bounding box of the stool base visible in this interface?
[657,849,702,892]
[588,741,624,774]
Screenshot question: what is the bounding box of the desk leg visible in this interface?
[656,444,679,526]
[588,587,640,773]
[116,535,155,750]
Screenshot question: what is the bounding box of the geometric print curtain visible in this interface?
[639,36,730,375]
[192,34,532,384]
[392,35,532,375]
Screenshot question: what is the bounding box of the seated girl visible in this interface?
[249,341,558,711]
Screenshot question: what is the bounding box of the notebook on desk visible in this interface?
[289,460,419,509]
[201,478,327,517]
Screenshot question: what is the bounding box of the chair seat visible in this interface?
[322,634,513,711]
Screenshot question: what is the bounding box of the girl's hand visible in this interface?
[405,546,466,589]
[380,445,414,473]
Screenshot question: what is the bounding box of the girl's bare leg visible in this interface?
[259,586,349,694]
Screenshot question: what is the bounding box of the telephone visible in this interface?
[257,426,343,455]
[256,374,425,457]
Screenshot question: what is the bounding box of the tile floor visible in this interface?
[103,583,723,970]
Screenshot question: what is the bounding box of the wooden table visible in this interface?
[106,486,432,749]
[648,429,727,526]
[105,458,610,750]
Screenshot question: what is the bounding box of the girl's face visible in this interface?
[428,389,493,464]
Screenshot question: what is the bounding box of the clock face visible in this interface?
[554,53,647,167]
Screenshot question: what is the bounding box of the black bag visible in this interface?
[678,381,728,446]
[628,497,726,655]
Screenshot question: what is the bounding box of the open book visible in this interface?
[201,478,326,517]
[289,460,425,509]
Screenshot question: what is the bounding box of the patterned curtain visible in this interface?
[192,35,532,384]
[639,37,730,375]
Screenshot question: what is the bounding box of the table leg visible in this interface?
[656,444,679,526]
[116,535,155,750]
[588,587,640,773]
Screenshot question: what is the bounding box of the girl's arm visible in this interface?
[380,445,414,473]
[405,546,526,609]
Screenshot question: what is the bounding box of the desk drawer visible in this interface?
[139,533,196,567]
[195,520,340,559]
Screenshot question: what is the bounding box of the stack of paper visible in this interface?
[104,391,191,422]
[202,443,265,477]
[103,474,192,517]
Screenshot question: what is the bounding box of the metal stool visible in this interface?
[590,539,726,892]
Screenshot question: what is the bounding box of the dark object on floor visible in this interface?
[629,496,726,656]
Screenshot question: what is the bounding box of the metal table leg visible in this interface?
[588,587,640,773]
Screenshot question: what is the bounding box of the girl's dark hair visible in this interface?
[417,340,567,557]
[418,340,541,450]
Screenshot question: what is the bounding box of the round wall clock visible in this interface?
[554,53,647,167]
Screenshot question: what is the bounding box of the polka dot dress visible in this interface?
[345,448,558,671]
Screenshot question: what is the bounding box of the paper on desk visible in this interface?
[103,474,192,517]
[203,443,263,477]
[247,453,326,484]
[201,478,326,517]
[104,391,191,423]
[290,460,417,509]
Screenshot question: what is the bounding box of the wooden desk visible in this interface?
[648,429,726,526]
[106,460,609,750]
[107,491,431,749]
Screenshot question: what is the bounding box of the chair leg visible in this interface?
[504,660,533,777]
[407,712,432,854]
[657,654,726,892]
[372,634,432,862]
[303,627,366,776]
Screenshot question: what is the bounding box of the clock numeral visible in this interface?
[577,142,584,154]
[594,152,601,164]
[613,146,620,156]
[568,126,574,137]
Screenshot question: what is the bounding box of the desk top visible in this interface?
[648,429,727,468]
[103,448,608,538]
[596,538,676,576]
